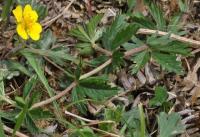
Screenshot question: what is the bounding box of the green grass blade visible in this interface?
[1,0,13,21]
[0,117,5,137]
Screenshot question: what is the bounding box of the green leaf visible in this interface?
[73,127,97,137]
[0,110,18,122]
[12,104,28,137]
[21,48,77,63]
[111,51,124,70]
[22,52,61,117]
[127,0,136,13]
[120,108,140,136]
[33,2,47,20]
[131,51,150,74]
[71,86,87,115]
[0,71,5,96]
[23,75,38,99]
[15,96,26,108]
[29,108,53,120]
[105,106,123,123]
[101,106,123,132]
[1,0,13,21]
[131,12,156,29]
[148,3,166,30]
[178,0,188,12]
[4,60,31,76]
[72,76,119,114]
[24,114,39,134]
[35,30,56,50]
[149,86,168,107]
[86,14,103,39]
[168,14,182,33]
[102,15,127,50]
[139,104,146,137]
[111,24,139,50]
[69,26,91,42]
[152,52,183,74]
[0,117,5,137]
[158,112,185,137]
[151,41,190,56]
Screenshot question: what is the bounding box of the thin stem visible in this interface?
[79,58,112,80]
[124,45,148,58]
[31,82,77,109]
[92,44,112,56]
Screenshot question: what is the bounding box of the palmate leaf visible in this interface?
[102,15,139,51]
[131,12,156,29]
[158,112,185,137]
[131,51,150,74]
[70,14,103,44]
[148,3,166,30]
[102,15,127,50]
[72,76,119,114]
[149,86,168,107]
[151,41,190,56]
[152,52,183,74]
[86,14,103,39]
[111,24,139,51]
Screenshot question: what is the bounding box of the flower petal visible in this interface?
[17,24,28,40]
[23,4,38,23]
[27,23,42,41]
[12,5,22,23]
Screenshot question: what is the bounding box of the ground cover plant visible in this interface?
[0,0,200,137]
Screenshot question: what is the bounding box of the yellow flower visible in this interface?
[12,4,42,41]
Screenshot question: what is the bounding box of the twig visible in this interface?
[31,82,77,109]
[91,127,121,137]
[42,0,76,28]
[137,28,200,48]
[3,125,29,137]
[65,110,94,122]
[65,110,114,125]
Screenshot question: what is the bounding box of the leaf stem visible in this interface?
[31,81,77,109]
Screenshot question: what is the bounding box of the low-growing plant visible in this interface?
[0,0,192,136]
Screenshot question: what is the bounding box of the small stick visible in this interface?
[137,28,200,48]
[65,110,94,122]
[42,0,76,28]
[3,125,29,137]
[91,127,121,137]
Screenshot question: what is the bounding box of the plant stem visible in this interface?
[31,81,77,109]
